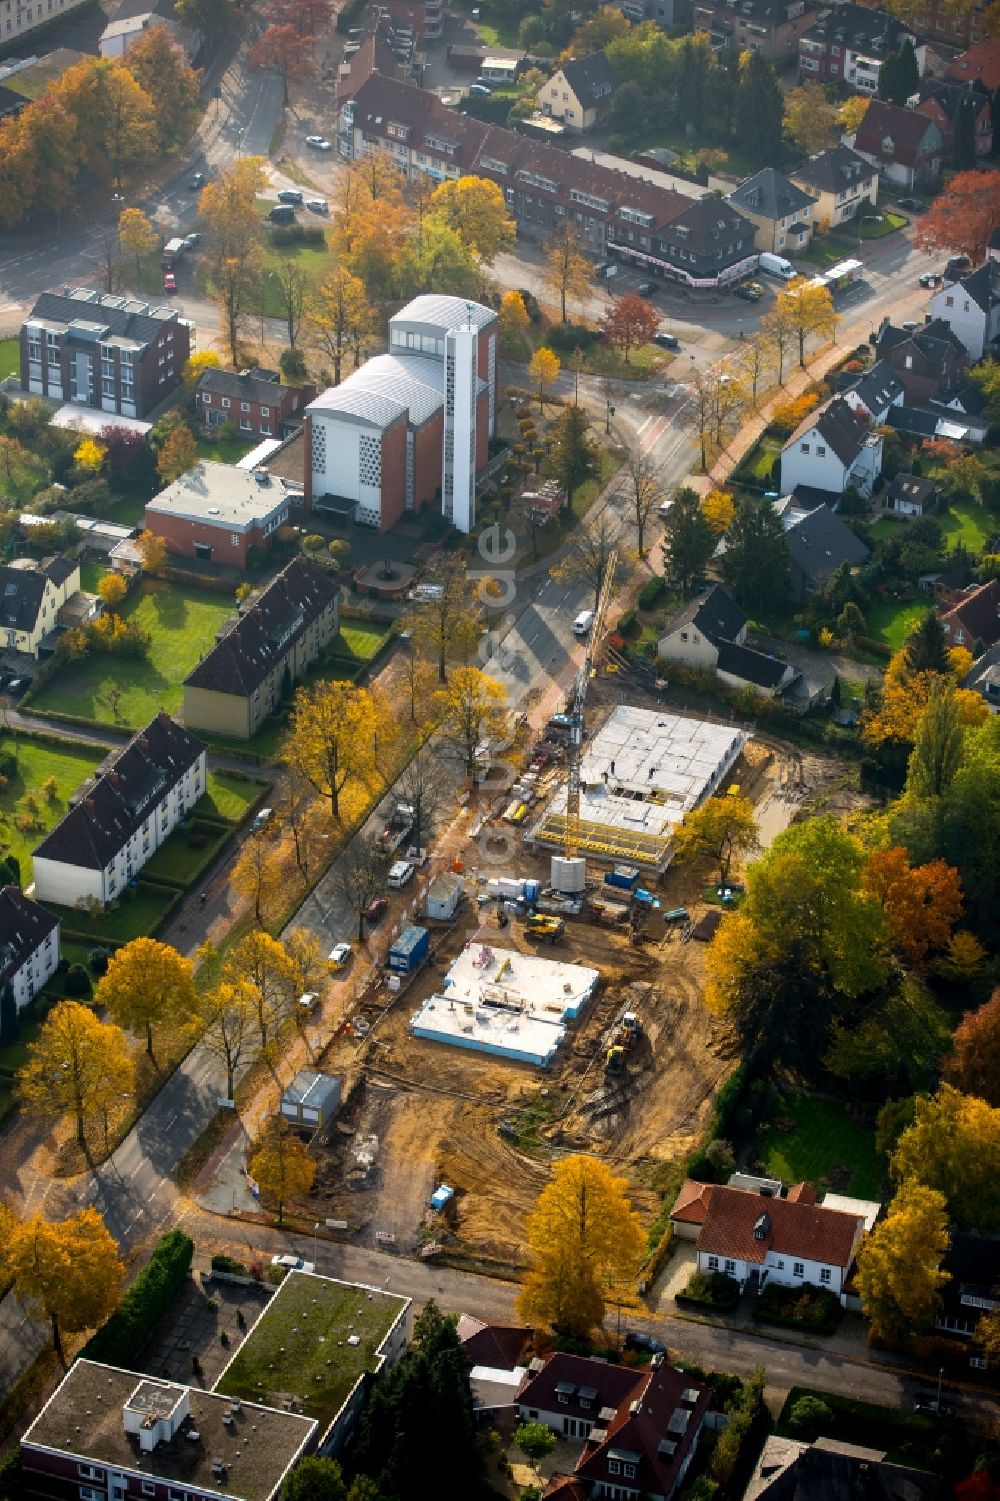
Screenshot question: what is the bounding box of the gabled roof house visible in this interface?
[726,168,817,254]
[658,585,798,699]
[938,577,1000,650]
[853,98,945,189]
[779,395,883,502]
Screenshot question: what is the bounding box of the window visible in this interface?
[707,1254,719,1268]
[801,442,810,452]
[221,397,231,408]
[231,533,240,547]
[80,1489,104,1501]
[78,1468,106,1483]
[202,392,212,404]
[241,401,250,412]
[261,423,272,436]
[820,1267,832,1283]
[624,1465,636,1480]
[816,445,826,457]
[141,1486,155,1498]
[793,1261,804,1277]
[261,406,270,417]
[724,1258,736,1273]
[608,1461,621,1476]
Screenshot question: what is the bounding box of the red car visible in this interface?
[364,896,388,925]
[162,272,177,292]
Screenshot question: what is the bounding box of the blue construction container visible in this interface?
[605,864,640,891]
[388,924,430,973]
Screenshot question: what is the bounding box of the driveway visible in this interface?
[750,632,884,693]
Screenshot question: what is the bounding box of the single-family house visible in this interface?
[743,1435,940,1501]
[946,38,1000,92]
[537,51,618,132]
[874,317,968,404]
[517,1351,710,1500]
[884,472,937,516]
[842,360,904,425]
[938,577,1000,650]
[0,885,60,1014]
[657,585,798,699]
[963,642,1000,712]
[789,145,877,232]
[196,368,315,441]
[457,1317,530,1417]
[779,395,883,500]
[726,168,817,255]
[774,497,871,601]
[930,261,1000,359]
[670,1180,866,1303]
[852,98,945,188]
[935,1232,1000,1345]
[182,557,340,740]
[0,557,81,659]
[913,78,993,157]
[32,713,207,909]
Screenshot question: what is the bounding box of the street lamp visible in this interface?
[312,1221,320,1265]
[605,396,616,435]
[260,272,275,342]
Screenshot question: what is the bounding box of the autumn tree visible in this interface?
[856,1182,951,1341]
[136,528,168,575]
[701,488,735,536]
[406,555,483,683]
[200,157,266,360]
[222,929,298,1050]
[6,1209,124,1366]
[97,572,128,609]
[118,206,158,278]
[434,667,509,783]
[737,335,772,410]
[784,83,841,155]
[333,833,391,942]
[96,937,196,1062]
[174,0,234,49]
[551,510,630,611]
[199,979,256,1101]
[777,277,839,367]
[891,1084,1000,1231]
[673,794,759,887]
[839,94,870,134]
[16,1002,134,1146]
[122,24,199,146]
[528,346,560,410]
[285,680,381,820]
[601,292,659,365]
[53,58,157,190]
[862,847,963,968]
[545,221,592,323]
[619,449,662,556]
[272,258,309,350]
[915,169,1000,265]
[232,830,283,926]
[269,0,332,32]
[517,1155,646,1337]
[249,1118,315,1225]
[249,23,315,104]
[662,486,716,596]
[182,349,221,392]
[0,436,45,502]
[863,643,986,767]
[944,989,1000,1106]
[427,175,515,261]
[156,424,197,485]
[499,290,530,349]
[307,266,374,384]
[761,296,797,385]
[333,152,412,302]
[74,437,106,474]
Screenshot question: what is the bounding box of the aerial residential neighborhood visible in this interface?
[0,0,999,1497]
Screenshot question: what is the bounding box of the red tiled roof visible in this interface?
[939,577,1000,648]
[670,1179,716,1226]
[456,1316,529,1372]
[854,99,943,167]
[786,1182,817,1205]
[517,1351,643,1424]
[946,39,1000,90]
[697,1185,863,1268]
[542,1479,589,1501]
[574,1361,710,1499]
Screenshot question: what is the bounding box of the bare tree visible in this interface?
[279,767,312,877]
[619,449,663,557]
[272,258,308,349]
[395,755,449,858]
[95,228,122,294]
[737,335,772,410]
[332,833,391,943]
[551,510,632,610]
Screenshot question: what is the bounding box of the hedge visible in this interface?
[82,1230,193,1365]
[676,1270,741,1311]
[638,576,666,610]
[335,0,365,29]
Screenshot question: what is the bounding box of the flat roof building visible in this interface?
[145,461,297,568]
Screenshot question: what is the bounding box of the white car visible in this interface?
[305,198,328,215]
[305,135,332,151]
[271,1254,315,1274]
[328,941,353,970]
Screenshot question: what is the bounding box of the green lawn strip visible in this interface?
[858,211,907,239]
[738,437,783,483]
[195,433,258,465]
[0,336,20,379]
[776,1387,958,1473]
[865,598,928,650]
[42,882,181,945]
[202,771,266,824]
[334,621,391,661]
[755,1090,887,1199]
[796,239,846,267]
[31,579,235,726]
[140,819,232,889]
[866,516,907,542]
[939,499,993,552]
[0,735,103,877]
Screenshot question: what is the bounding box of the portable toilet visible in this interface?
[430,1184,454,1212]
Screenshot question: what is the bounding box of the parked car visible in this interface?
[296,992,320,1016]
[919,272,941,287]
[901,320,920,331]
[6,677,29,697]
[251,806,273,833]
[183,233,201,250]
[162,272,177,292]
[305,135,332,150]
[734,285,761,303]
[468,82,492,95]
[898,196,924,212]
[328,941,353,971]
[658,498,673,518]
[387,859,415,889]
[913,1397,956,1418]
[653,331,680,349]
[594,260,618,279]
[624,1331,667,1354]
[305,198,329,215]
[271,1254,315,1274]
[364,895,388,924]
[638,281,658,296]
[188,172,205,190]
[277,189,304,205]
[269,205,295,224]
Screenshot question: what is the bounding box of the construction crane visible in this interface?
[564,545,618,859]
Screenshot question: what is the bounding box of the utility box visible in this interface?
[388,925,429,974]
[425,872,464,921]
[280,1070,341,1130]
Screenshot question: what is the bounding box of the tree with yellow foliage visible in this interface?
[249,1118,315,1226]
[16,1001,134,1147]
[156,424,197,485]
[544,221,592,324]
[784,84,841,155]
[222,928,300,1051]
[406,554,484,684]
[434,666,509,783]
[307,265,374,386]
[839,95,870,134]
[427,175,515,262]
[701,488,736,536]
[777,277,838,367]
[856,1182,951,1342]
[863,650,987,758]
[673,793,759,886]
[528,346,560,411]
[198,978,256,1102]
[118,205,157,278]
[891,1084,1000,1231]
[97,572,128,609]
[517,1155,646,1337]
[231,828,283,927]
[182,349,221,391]
[96,937,196,1063]
[135,528,167,575]
[285,679,382,821]
[74,437,107,473]
[6,1208,124,1365]
[499,289,530,350]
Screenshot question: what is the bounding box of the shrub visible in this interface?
[280,348,307,382]
[89,949,110,977]
[211,1253,247,1275]
[679,1270,740,1308]
[787,1395,834,1439]
[638,576,666,610]
[0,752,16,779]
[547,321,600,353]
[617,608,638,636]
[81,1230,193,1365]
[64,964,91,998]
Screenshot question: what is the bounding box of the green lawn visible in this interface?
[475,14,521,45]
[858,211,907,239]
[739,437,783,483]
[0,735,102,877]
[0,336,20,380]
[866,516,907,543]
[865,598,928,650]
[141,819,231,887]
[101,495,149,529]
[797,238,847,267]
[332,621,390,662]
[41,882,179,943]
[79,560,106,594]
[32,579,235,727]
[216,1270,408,1428]
[940,498,993,552]
[201,771,266,824]
[755,1091,888,1199]
[195,432,258,465]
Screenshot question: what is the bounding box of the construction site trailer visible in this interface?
[280,1071,342,1130]
[388,925,430,974]
[425,872,464,921]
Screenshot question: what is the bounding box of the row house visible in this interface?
[0,885,59,1014]
[693,0,821,62]
[338,73,759,287]
[32,713,207,909]
[799,3,918,90]
[183,557,340,740]
[20,288,191,419]
[195,368,315,441]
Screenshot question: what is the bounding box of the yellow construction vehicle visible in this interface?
[525,913,565,943]
[606,1044,626,1073]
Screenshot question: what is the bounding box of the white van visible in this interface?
[759,252,796,281]
[388,859,415,889]
[572,609,595,636]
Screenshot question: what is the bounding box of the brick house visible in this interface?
[182,557,340,740]
[196,368,316,441]
[145,461,297,567]
[20,288,191,419]
[874,317,969,403]
[939,577,1000,650]
[0,885,59,1014]
[693,0,822,62]
[914,78,993,157]
[798,3,917,91]
[852,98,945,188]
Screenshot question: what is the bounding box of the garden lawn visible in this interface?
[939,499,993,552]
[101,496,148,529]
[739,436,783,483]
[79,560,106,594]
[41,882,179,943]
[858,211,907,238]
[331,620,390,661]
[31,579,235,727]
[0,735,102,877]
[866,516,906,543]
[0,337,20,380]
[141,820,231,888]
[865,598,927,650]
[797,239,845,267]
[201,771,266,825]
[195,432,258,465]
[755,1091,887,1199]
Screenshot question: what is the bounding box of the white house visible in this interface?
[930,261,1000,360]
[670,1180,866,1304]
[657,585,798,699]
[779,395,883,499]
[842,360,904,425]
[0,886,59,1013]
[0,557,81,659]
[32,713,207,909]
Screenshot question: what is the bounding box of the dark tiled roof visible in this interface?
[697,1184,863,1267]
[666,584,747,644]
[847,360,904,417]
[939,577,1000,646]
[887,472,936,506]
[786,396,870,468]
[44,555,77,586]
[184,557,339,697]
[716,640,792,689]
[573,1361,710,1500]
[33,713,205,873]
[0,556,76,635]
[0,886,58,988]
[801,0,911,51]
[457,1316,529,1372]
[887,405,969,438]
[855,99,943,167]
[749,1435,940,1501]
[656,195,756,257]
[915,77,990,123]
[957,260,1000,314]
[728,168,816,223]
[518,1352,642,1424]
[26,290,176,348]
[790,144,875,195]
[560,50,618,102]
[784,503,870,583]
[197,368,281,403]
[876,316,968,380]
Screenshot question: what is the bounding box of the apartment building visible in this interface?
[693,0,821,62]
[798,3,918,89]
[0,0,91,48]
[790,144,878,229]
[0,885,59,1014]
